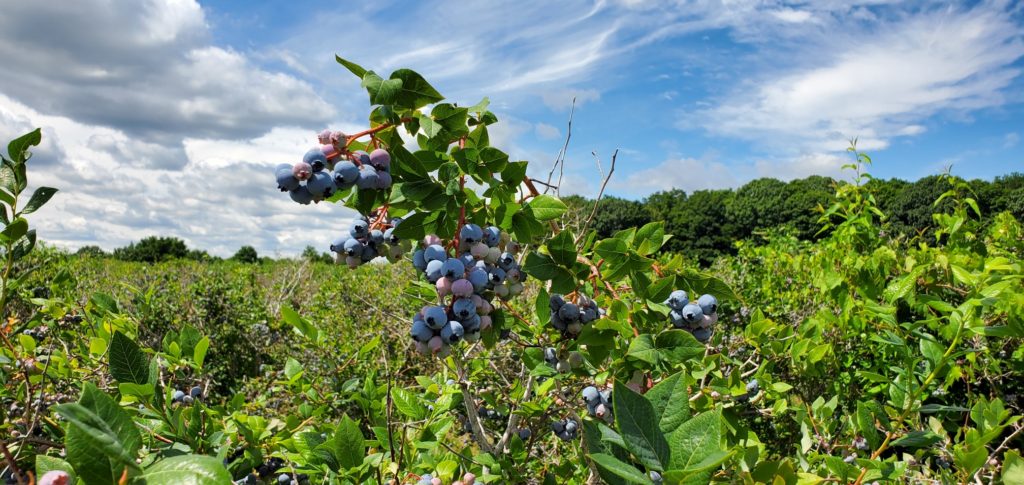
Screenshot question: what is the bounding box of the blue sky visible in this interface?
[0,0,1022,256]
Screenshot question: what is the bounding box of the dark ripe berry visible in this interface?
[289,186,314,205]
[276,168,300,191]
[302,147,328,172]
[665,290,688,309]
[697,294,718,315]
[333,161,360,186]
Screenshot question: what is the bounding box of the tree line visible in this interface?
[564,172,1024,265]
[73,173,1022,266]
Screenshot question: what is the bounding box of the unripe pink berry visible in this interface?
[321,144,339,159]
[318,129,332,144]
[292,161,312,181]
[424,234,442,246]
[431,478,442,485]
[479,315,492,331]
[463,474,477,483]
[703,313,718,328]
[38,471,70,485]
[428,336,443,353]
[414,341,429,355]
[452,279,474,297]
[436,277,452,297]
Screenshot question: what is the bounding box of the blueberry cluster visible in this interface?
[549,293,602,338]
[581,385,612,422]
[273,130,393,205]
[543,347,585,374]
[170,385,202,405]
[551,417,579,441]
[329,214,410,268]
[476,405,506,422]
[665,290,719,343]
[736,379,759,403]
[408,225,525,357]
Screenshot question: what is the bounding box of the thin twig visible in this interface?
[577,149,618,244]
[544,97,576,196]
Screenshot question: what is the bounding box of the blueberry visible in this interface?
[441,258,466,279]
[172,390,185,402]
[190,386,202,398]
[302,147,328,172]
[351,150,371,166]
[376,170,392,189]
[549,294,566,311]
[468,268,489,291]
[276,168,300,191]
[692,327,712,343]
[665,290,688,310]
[289,186,313,205]
[497,252,516,270]
[343,238,364,258]
[278,473,291,484]
[329,236,349,253]
[697,294,718,315]
[412,249,427,271]
[333,161,360,187]
[440,321,464,344]
[558,303,580,322]
[423,306,448,330]
[305,171,335,198]
[650,471,662,483]
[384,228,399,245]
[452,298,476,320]
[425,259,444,283]
[460,224,483,244]
[350,219,369,238]
[488,267,506,285]
[669,309,685,328]
[483,226,501,247]
[681,303,704,324]
[746,379,759,394]
[356,165,379,189]
[369,230,385,245]
[368,148,391,171]
[582,386,600,404]
[411,320,434,342]
[518,428,531,440]
[424,244,447,263]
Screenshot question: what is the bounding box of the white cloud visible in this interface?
[684,3,1024,153]
[771,8,813,24]
[535,122,561,140]
[540,88,602,112]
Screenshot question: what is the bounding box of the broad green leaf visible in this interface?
[547,230,577,267]
[361,71,402,105]
[109,330,149,385]
[524,194,567,221]
[136,455,232,485]
[19,186,57,214]
[1003,450,1024,484]
[645,371,691,434]
[655,330,706,364]
[1,217,28,242]
[625,334,659,366]
[7,128,41,164]
[523,251,573,282]
[389,68,444,109]
[392,387,425,420]
[595,238,629,263]
[588,454,651,484]
[667,410,722,471]
[58,384,142,484]
[332,414,365,470]
[613,381,670,471]
[891,430,941,449]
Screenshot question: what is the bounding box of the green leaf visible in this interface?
[192,336,209,368]
[36,455,75,484]
[524,194,567,221]
[595,238,629,263]
[389,69,444,109]
[417,112,443,138]
[547,230,577,267]
[625,334,659,366]
[655,330,706,364]
[281,306,319,341]
[58,384,142,485]
[19,186,57,215]
[0,217,28,242]
[1003,450,1024,484]
[523,251,573,282]
[332,414,365,470]
[335,55,367,78]
[393,211,435,241]
[613,381,670,471]
[8,128,41,164]
[667,410,722,473]
[891,430,941,449]
[392,387,425,420]
[588,454,651,484]
[678,270,741,302]
[361,71,402,105]
[109,331,149,385]
[136,455,232,485]
[645,372,691,434]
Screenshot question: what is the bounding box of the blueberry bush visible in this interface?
[1,58,1023,485]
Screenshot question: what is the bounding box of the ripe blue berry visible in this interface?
[423,306,448,330]
[697,294,718,315]
[424,244,447,263]
[306,171,335,198]
[376,170,392,189]
[411,320,434,342]
[303,147,328,172]
[333,161,360,187]
[276,168,300,191]
[289,186,313,205]
[351,150,371,166]
[665,290,688,310]
[452,298,476,320]
[460,224,483,244]
[343,238,364,257]
[441,258,466,279]
[356,165,379,189]
[681,303,704,324]
[483,226,501,247]
[440,321,464,344]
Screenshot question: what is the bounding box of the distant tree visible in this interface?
[646,189,735,264]
[232,245,259,264]
[75,245,106,258]
[187,249,213,262]
[781,175,835,240]
[301,245,334,264]
[991,173,1024,220]
[727,178,789,240]
[113,236,189,263]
